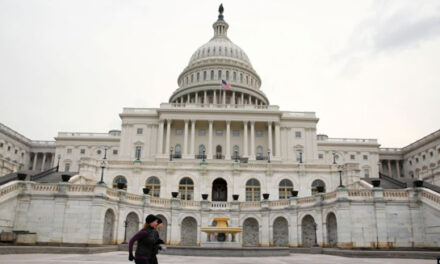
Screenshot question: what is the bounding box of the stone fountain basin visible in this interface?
[200,227,242,233]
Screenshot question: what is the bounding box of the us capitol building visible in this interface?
[0,7,439,248]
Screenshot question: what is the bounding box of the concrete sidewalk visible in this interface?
[0,251,436,264]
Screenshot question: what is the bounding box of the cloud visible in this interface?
[333,1,440,75]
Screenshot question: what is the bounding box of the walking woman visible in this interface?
[128,214,159,264]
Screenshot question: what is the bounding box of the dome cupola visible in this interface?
[169,4,269,106]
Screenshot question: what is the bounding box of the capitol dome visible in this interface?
[169,6,269,106]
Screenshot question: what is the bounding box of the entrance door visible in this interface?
[212,178,227,201]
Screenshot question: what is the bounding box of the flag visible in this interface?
[221,80,231,90]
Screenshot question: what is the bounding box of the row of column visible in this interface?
[174,90,265,106]
[157,120,281,160]
[380,160,401,178]
[31,152,54,171]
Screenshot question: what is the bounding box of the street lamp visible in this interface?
[332,152,336,164]
[338,165,344,187]
[98,147,108,184]
[169,147,173,161]
[234,150,238,162]
[202,149,206,162]
[56,154,61,172]
[299,151,303,164]
[267,149,271,163]
[377,161,382,178]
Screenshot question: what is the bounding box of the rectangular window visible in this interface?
[113,149,118,155]
[240,73,243,83]
[211,71,214,80]
[296,150,302,162]
[256,130,263,137]
[216,130,223,136]
[350,154,355,160]
[80,149,85,154]
[176,129,183,135]
[233,130,240,136]
[197,72,200,81]
[199,129,206,136]
[233,72,236,81]
[67,148,72,154]
[65,163,70,172]
[226,71,229,80]
[318,153,324,159]
[218,70,222,80]
[364,169,370,178]
[135,146,141,160]
[295,131,301,138]
[363,155,368,160]
[137,128,143,134]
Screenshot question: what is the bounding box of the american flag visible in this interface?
[221,80,231,90]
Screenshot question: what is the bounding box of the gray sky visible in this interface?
[0,0,439,148]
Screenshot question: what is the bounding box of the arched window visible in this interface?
[146,176,160,197]
[218,70,222,80]
[113,176,127,190]
[279,179,293,199]
[191,74,194,83]
[246,179,260,201]
[211,70,214,80]
[179,177,194,200]
[256,146,263,159]
[226,71,229,80]
[240,73,243,83]
[197,72,200,81]
[311,180,325,195]
[175,144,182,158]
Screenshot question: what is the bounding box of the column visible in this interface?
[243,121,248,157]
[225,121,231,160]
[190,120,196,156]
[396,160,401,178]
[165,120,172,155]
[32,153,38,170]
[41,153,46,171]
[387,160,392,177]
[208,120,213,159]
[250,121,255,160]
[268,122,273,159]
[183,120,189,156]
[232,91,235,104]
[275,122,281,158]
[222,91,226,104]
[213,91,217,104]
[195,93,198,104]
[241,93,244,105]
[157,120,164,155]
[204,91,207,104]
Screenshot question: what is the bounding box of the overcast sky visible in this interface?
[0,0,439,148]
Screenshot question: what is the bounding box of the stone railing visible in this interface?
[180,200,201,208]
[106,188,119,198]
[323,191,337,201]
[268,200,290,208]
[0,182,19,200]
[383,189,409,199]
[125,193,143,202]
[348,190,373,198]
[32,183,59,192]
[150,197,171,207]
[67,184,95,193]
[211,201,230,209]
[240,201,262,209]
[420,189,440,206]
[297,196,317,205]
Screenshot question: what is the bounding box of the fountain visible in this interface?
[200,217,243,247]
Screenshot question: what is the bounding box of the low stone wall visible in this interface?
[158,245,291,257]
[0,245,119,255]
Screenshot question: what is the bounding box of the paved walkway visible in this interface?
[0,252,435,264]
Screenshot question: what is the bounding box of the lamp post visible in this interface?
[377,161,382,177]
[299,151,303,164]
[338,165,344,187]
[234,150,238,162]
[169,147,173,161]
[98,147,108,184]
[202,149,206,162]
[56,154,61,172]
[332,152,336,164]
[267,149,271,163]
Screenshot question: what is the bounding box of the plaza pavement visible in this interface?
[0,251,435,264]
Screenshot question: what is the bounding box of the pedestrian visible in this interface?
[128,214,159,264]
[150,218,165,264]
